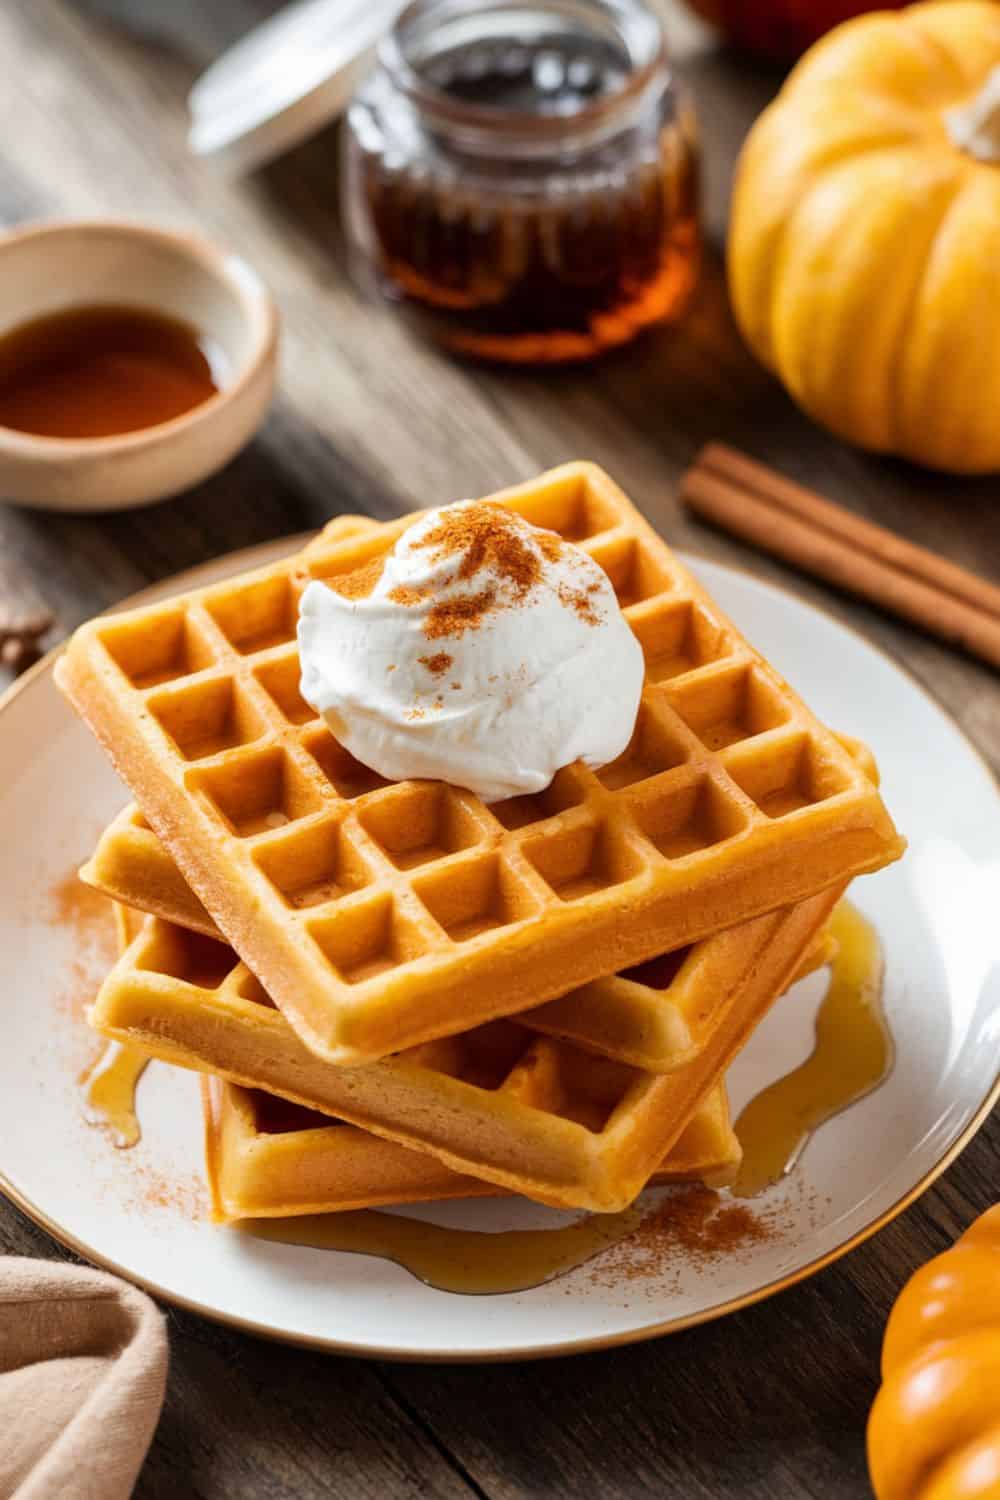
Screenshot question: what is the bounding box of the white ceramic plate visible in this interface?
[1,539,998,1362]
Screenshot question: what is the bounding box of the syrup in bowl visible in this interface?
[0,303,224,438]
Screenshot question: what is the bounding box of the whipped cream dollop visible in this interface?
[298,501,644,803]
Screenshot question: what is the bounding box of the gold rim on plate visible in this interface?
[1,533,997,1363]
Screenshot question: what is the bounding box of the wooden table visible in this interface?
[1,4,997,1496]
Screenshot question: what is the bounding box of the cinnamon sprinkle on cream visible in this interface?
[387,583,430,608]
[557,582,603,627]
[424,586,498,641]
[324,555,386,601]
[418,652,453,677]
[413,502,546,596]
[329,504,604,645]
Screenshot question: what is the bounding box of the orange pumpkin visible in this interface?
[868,1204,1000,1500]
[729,2,1000,474]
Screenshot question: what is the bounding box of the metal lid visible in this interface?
[188,0,403,174]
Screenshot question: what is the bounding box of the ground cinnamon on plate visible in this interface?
[639,1186,772,1261]
[588,1185,777,1291]
[47,869,119,1025]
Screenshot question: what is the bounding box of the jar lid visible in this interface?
[188,0,403,174]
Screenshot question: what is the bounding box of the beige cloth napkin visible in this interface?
[0,1257,168,1500]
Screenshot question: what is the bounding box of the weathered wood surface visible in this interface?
[1,3,997,1495]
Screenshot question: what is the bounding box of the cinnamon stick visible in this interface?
[699,444,1000,621]
[681,447,1000,673]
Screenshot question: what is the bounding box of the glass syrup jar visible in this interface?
[342,0,700,363]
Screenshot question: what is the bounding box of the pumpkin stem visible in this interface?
[945,66,1000,162]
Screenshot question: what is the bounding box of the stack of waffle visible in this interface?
[57,465,905,1224]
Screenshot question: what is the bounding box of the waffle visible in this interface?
[89,885,840,1212]
[203,1076,741,1220]
[83,720,872,1073]
[58,464,904,1064]
[88,801,838,1072]
[112,899,741,1212]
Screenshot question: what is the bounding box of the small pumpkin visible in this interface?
[728,2,1000,474]
[683,0,908,61]
[868,1204,1000,1500]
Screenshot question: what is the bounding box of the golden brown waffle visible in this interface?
[84,718,872,1073]
[110,900,740,1212]
[202,1076,741,1219]
[89,886,840,1212]
[89,802,836,1074]
[58,465,904,1064]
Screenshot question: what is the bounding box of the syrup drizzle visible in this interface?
[731,901,890,1199]
[242,1205,645,1295]
[80,1040,150,1148]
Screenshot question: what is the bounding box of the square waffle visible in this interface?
[89,885,840,1212]
[82,720,873,1072]
[202,1076,741,1219]
[87,802,836,1073]
[112,901,740,1215]
[58,466,904,1064]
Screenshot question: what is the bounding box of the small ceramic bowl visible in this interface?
[0,220,279,512]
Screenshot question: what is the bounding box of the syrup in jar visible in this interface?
[343,0,699,362]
